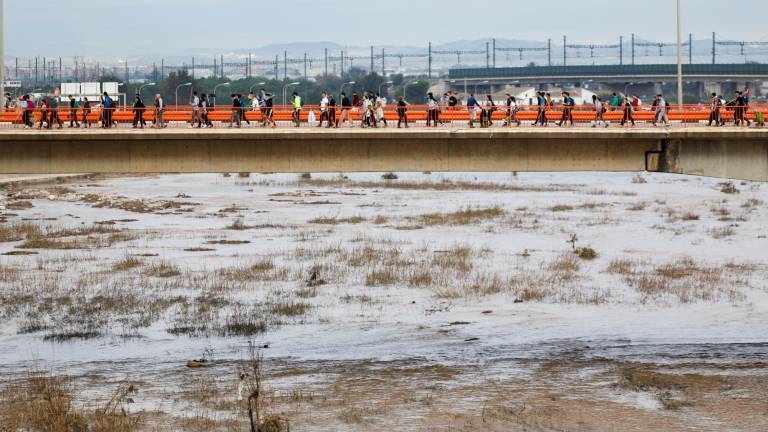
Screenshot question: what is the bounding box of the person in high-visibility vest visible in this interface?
[292,92,302,127]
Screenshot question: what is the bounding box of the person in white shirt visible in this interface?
[592,95,608,128]
[375,93,387,127]
[190,91,200,127]
[318,92,329,127]
[154,94,165,128]
[655,94,669,126]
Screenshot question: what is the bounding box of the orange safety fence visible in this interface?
[1,104,766,125]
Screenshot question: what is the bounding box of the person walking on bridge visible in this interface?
[621,95,635,127]
[338,92,351,128]
[196,94,207,128]
[49,93,63,129]
[68,95,80,128]
[21,95,33,128]
[292,92,302,127]
[533,92,545,126]
[376,93,387,127]
[592,95,608,128]
[318,92,329,127]
[229,94,242,128]
[544,93,552,127]
[264,93,276,128]
[238,94,250,126]
[190,91,200,128]
[153,94,165,128]
[132,95,147,128]
[37,97,49,129]
[480,95,495,128]
[557,92,574,127]
[397,96,409,128]
[732,91,747,127]
[504,94,520,127]
[708,92,722,127]
[425,92,439,127]
[466,93,480,128]
[654,94,669,126]
[327,93,337,128]
[610,92,621,111]
[101,92,114,128]
[81,97,91,128]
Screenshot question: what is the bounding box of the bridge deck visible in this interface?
[0,128,766,181]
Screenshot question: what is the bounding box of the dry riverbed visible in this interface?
[0,171,767,431]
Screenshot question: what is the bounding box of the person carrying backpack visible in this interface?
[132,95,146,128]
[504,94,520,127]
[592,95,608,128]
[621,95,635,127]
[102,92,113,128]
[557,92,574,127]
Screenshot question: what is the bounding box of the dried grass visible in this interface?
[415,206,506,226]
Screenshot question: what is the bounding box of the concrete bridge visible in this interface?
[447,64,768,99]
[0,129,766,181]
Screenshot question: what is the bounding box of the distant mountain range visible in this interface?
[6,37,766,79]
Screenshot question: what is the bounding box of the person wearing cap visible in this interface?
[68,95,80,128]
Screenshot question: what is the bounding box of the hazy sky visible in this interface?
[5,0,767,56]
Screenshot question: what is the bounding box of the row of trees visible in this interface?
[153,68,431,106]
[12,68,432,107]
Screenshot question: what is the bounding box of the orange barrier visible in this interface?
[1,105,765,126]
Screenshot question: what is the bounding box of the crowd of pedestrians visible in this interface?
[3,85,764,130]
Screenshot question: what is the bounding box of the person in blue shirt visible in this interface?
[558,91,574,127]
[238,94,250,125]
[101,92,113,128]
[533,92,546,126]
[466,93,480,128]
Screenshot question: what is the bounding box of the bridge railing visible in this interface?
[0,103,765,128]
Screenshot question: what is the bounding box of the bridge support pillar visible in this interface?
[703,81,722,98]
